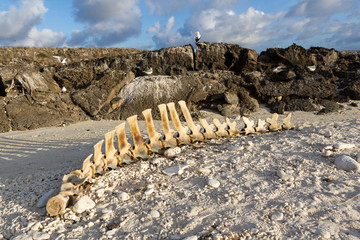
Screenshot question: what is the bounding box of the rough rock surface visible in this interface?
[0,43,359,132]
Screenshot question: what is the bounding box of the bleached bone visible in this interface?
[178,100,204,141]
[242,117,256,135]
[158,104,177,148]
[103,130,118,168]
[266,113,281,132]
[60,182,80,196]
[199,118,217,139]
[255,119,267,133]
[115,123,132,164]
[62,173,89,185]
[69,154,95,178]
[64,155,94,183]
[93,140,106,173]
[46,182,81,216]
[142,108,164,153]
[47,99,297,217]
[127,115,150,159]
[226,117,240,135]
[167,102,191,145]
[46,193,71,217]
[213,118,229,137]
[282,113,295,130]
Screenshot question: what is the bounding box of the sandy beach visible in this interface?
[1,103,360,240]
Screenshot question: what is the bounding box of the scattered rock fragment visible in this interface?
[118,192,130,201]
[227,145,245,151]
[270,211,284,221]
[32,231,50,240]
[144,188,154,195]
[13,233,32,240]
[323,150,333,157]
[334,155,359,171]
[162,164,190,176]
[276,170,294,181]
[207,178,220,188]
[198,167,212,175]
[164,147,182,157]
[36,188,56,208]
[333,142,356,150]
[72,195,96,214]
[183,236,198,240]
[149,209,160,218]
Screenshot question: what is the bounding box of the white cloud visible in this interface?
[144,0,241,16]
[287,0,353,18]
[147,22,160,34]
[145,0,199,16]
[283,0,358,44]
[68,0,142,46]
[149,6,285,50]
[0,0,64,46]
[14,28,66,47]
[149,16,188,48]
[328,20,360,50]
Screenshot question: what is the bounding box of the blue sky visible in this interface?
[0,0,359,52]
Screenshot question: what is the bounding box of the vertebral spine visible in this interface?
[46,100,294,216]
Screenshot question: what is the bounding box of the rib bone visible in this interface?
[142,108,164,153]
[167,102,191,145]
[158,104,177,148]
[127,115,150,159]
[178,100,204,141]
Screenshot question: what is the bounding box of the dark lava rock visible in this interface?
[5,94,88,131]
[285,98,317,112]
[0,100,10,132]
[196,42,258,74]
[71,45,195,77]
[218,104,240,116]
[71,71,134,117]
[54,68,95,91]
[269,101,286,114]
[340,79,360,100]
[237,88,259,115]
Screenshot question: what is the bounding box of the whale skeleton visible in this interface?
[46,100,295,216]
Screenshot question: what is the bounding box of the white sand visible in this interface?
[0,103,360,239]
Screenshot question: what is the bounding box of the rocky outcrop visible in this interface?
[70,45,194,76]
[71,71,134,117]
[5,94,88,131]
[0,43,359,133]
[196,42,258,74]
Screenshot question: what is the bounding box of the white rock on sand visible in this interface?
[72,196,95,214]
[1,103,360,239]
[334,155,360,171]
